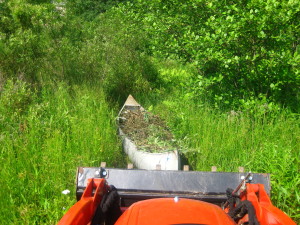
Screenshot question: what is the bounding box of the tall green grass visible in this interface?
[0,62,298,224]
[146,60,300,222]
[154,101,299,221]
[0,80,124,224]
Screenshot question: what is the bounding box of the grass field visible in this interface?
[154,99,299,221]
[0,81,125,224]
[141,61,300,222]
[0,77,299,224]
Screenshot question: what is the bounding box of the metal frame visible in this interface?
[76,167,270,206]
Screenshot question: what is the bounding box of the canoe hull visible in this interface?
[119,128,180,170]
[118,95,180,170]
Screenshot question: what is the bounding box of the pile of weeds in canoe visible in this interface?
[119,109,177,153]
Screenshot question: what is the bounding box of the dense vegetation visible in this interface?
[0,0,299,223]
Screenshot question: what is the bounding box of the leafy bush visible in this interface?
[0,0,56,82]
[66,0,125,21]
[68,11,160,100]
[121,0,300,111]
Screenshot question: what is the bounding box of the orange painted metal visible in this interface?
[115,198,236,225]
[57,178,107,225]
[58,178,296,225]
[238,183,296,225]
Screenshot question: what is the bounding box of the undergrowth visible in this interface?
[146,61,300,222]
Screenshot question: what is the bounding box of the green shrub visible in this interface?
[121,0,300,111]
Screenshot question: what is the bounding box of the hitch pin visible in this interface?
[223,173,252,209]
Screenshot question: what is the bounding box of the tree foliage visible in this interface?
[119,0,300,111]
[66,0,126,21]
[0,0,158,99]
[1,0,298,110]
[0,0,56,82]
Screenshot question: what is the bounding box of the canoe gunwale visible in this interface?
[117,95,180,170]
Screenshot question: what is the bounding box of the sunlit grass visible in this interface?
[153,98,299,222]
[137,59,300,222]
[1,61,299,224]
[0,80,124,224]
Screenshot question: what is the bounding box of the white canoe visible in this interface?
[118,95,180,170]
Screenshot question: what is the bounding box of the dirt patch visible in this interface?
[119,109,176,152]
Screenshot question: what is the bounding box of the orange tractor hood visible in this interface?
[115,198,235,225]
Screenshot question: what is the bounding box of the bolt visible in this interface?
[174,196,179,203]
